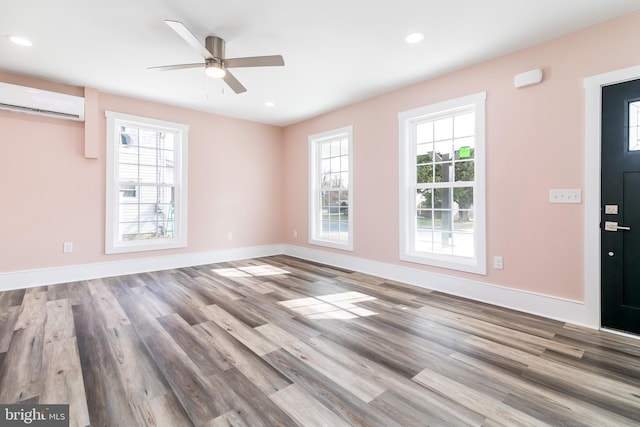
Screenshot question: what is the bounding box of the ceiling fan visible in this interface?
[148,20,285,94]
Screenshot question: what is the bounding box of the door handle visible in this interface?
[604,221,631,231]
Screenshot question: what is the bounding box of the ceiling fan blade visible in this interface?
[222,70,247,94]
[147,63,204,71]
[225,55,285,68]
[164,20,213,60]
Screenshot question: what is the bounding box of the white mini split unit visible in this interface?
[0,82,84,121]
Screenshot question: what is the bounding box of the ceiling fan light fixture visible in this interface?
[205,62,226,78]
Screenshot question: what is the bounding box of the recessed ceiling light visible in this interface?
[405,32,424,44]
[7,35,32,47]
[265,101,275,107]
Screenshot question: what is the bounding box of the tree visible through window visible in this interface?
[399,93,486,274]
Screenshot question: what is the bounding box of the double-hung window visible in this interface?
[105,111,188,253]
[399,92,486,274]
[309,126,353,250]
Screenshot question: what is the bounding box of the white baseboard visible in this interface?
[283,244,593,328]
[0,244,284,291]
[0,242,593,329]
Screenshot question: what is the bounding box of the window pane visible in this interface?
[321,158,330,174]
[453,187,474,212]
[138,129,158,148]
[434,163,453,183]
[434,210,453,232]
[417,152,432,164]
[454,211,474,230]
[452,232,474,257]
[331,157,341,173]
[417,121,433,144]
[417,164,432,183]
[341,172,349,188]
[119,163,138,182]
[434,140,453,161]
[417,189,432,209]
[454,112,474,138]
[434,188,452,209]
[630,101,640,151]
[434,117,453,141]
[454,161,474,182]
[139,147,157,166]
[454,139,475,159]
[331,140,341,157]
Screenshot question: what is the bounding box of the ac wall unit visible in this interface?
[0,82,84,121]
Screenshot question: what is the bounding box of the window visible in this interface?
[399,92,486,274]
[105,111,188,253]
[309,126,353,250]
[629,101,640,151]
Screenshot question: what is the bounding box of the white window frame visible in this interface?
[399,92,486,274]
[105,111,188,254]
[309,125,354,251]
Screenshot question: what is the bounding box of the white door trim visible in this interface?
[584,65,640,329]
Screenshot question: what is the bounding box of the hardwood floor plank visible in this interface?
[264,348,404,427]
[451,351,640,426]
[523,356,640,420]
[0,324,44,402]
[111,285,166,338]
[0,306,19,352]
[417,303,583,358]
[158,314,234,374]
[256,323,387,402]
[145,275,210,325]
[40,337,90,427]
[87,279,131,329]
[195,321,291,395]
[270,384,351,427]
[44,299,75,343]
[140,325,239,425]
[0,288,25,310]
[104,324,173,402]
[200,304,280,357]
[73,302,138,427]
[13,290,47,331]
[306,333,486,425]
[413,366,549,426]
[211,367,297,426]
[145,394,194,427]
[46,281,92,306]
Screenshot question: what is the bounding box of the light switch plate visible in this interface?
[549,189,582,204]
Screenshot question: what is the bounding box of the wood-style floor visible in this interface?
[0,256,639,426]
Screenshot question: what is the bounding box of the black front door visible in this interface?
[601,79,640,335]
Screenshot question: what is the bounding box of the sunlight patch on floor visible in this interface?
[279,291,377,320]
[211,265,291,277]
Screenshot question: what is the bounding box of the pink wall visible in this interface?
[3,11,640,302]
[0,73,283,272]
[283,11,640,302]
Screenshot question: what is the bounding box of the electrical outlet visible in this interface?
[63,242,73,253]
[293,230,298,238]
[227,232,233,241]
[493,256,503,270]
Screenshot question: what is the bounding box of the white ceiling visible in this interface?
[1,0,639,126]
